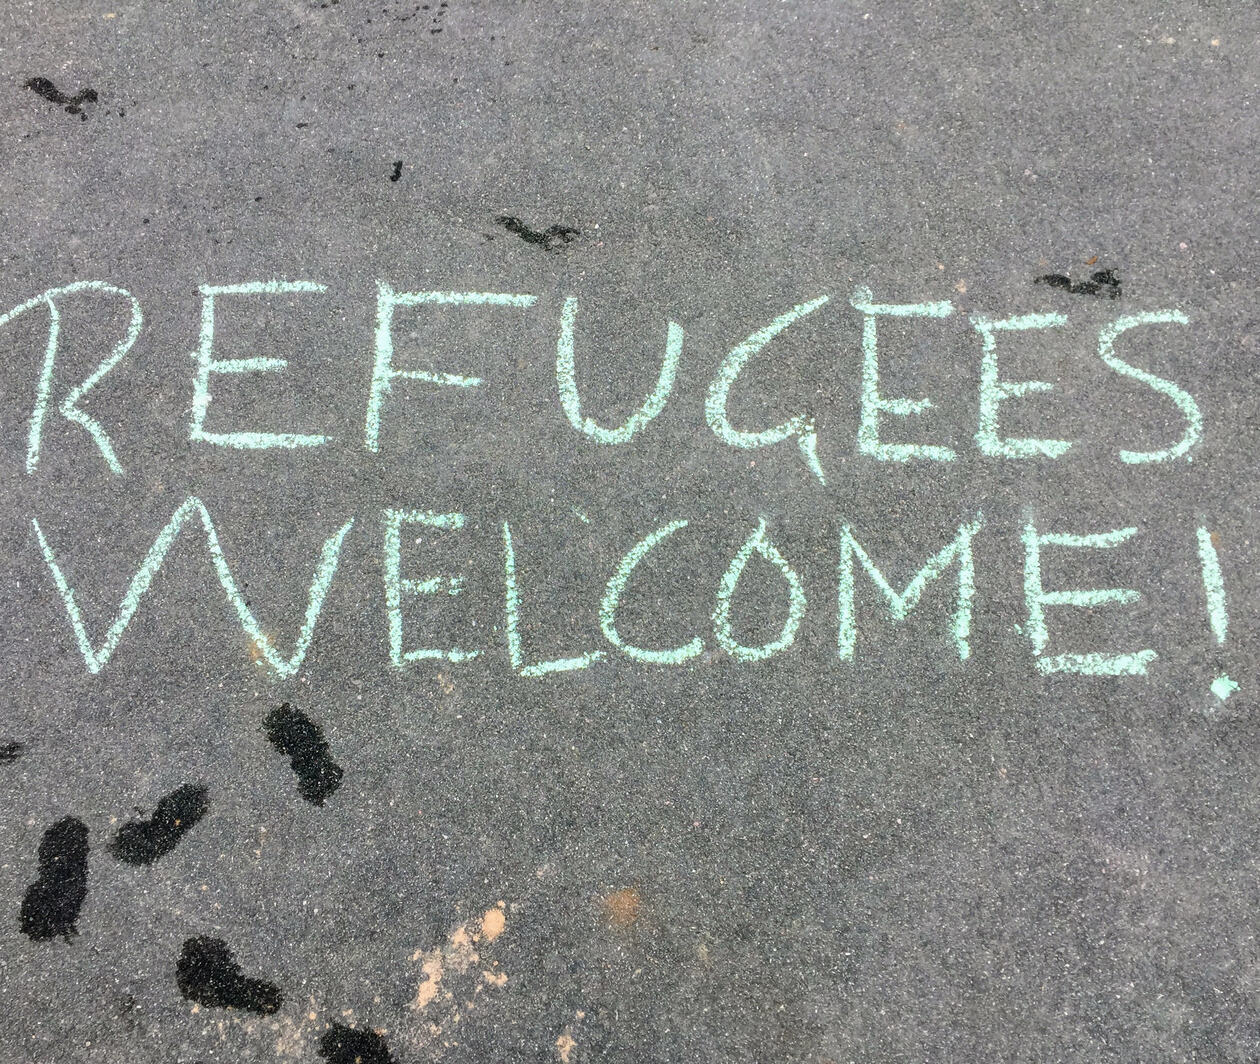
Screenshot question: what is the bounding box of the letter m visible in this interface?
[837,515,982,661]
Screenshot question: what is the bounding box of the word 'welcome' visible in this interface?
[31,502,1229,684]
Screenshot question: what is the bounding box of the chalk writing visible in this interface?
[4,280,1203,469]
[556,296,682,444]
[705,295,830,483]
[0,281,143,475]
[1098,310,1199,463]
[25,500,1233,685]
[1197,526,1228,645]
[383,509,479,664]
[971,312,1071,458]
[503,522,604,676]
[6,276,1222,688]
[712,520,806,663]
[1196,526,1237,701]
[852,286,956,462]
[190,281,332,449]
[1022,521,1154,676]
[364,286,536,453]
[838,516,981,661]
[600,519,702,664]
[32,498,352,676]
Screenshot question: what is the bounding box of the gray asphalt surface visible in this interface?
[1,2,1259,1061]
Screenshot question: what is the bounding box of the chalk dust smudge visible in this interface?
[602,887,641,927]
[405,902,510,1054]
[555,1010,587,1063]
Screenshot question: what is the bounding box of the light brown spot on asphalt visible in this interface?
[602,887,641,927]
[481,902,506,942]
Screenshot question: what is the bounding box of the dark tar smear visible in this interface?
[24,77,97,118]
[263,704,344,806]
[110,783,209,865]
[20,816,89,941]
[319,1023,396,1064]
[176,936,283,1015]
[1034,267,1121,298]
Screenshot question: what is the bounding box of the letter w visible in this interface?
[32,497,353,676]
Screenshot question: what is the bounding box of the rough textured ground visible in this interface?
[0,2,1258,1061]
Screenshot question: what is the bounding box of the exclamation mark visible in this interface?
[1196,525,1237,701]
